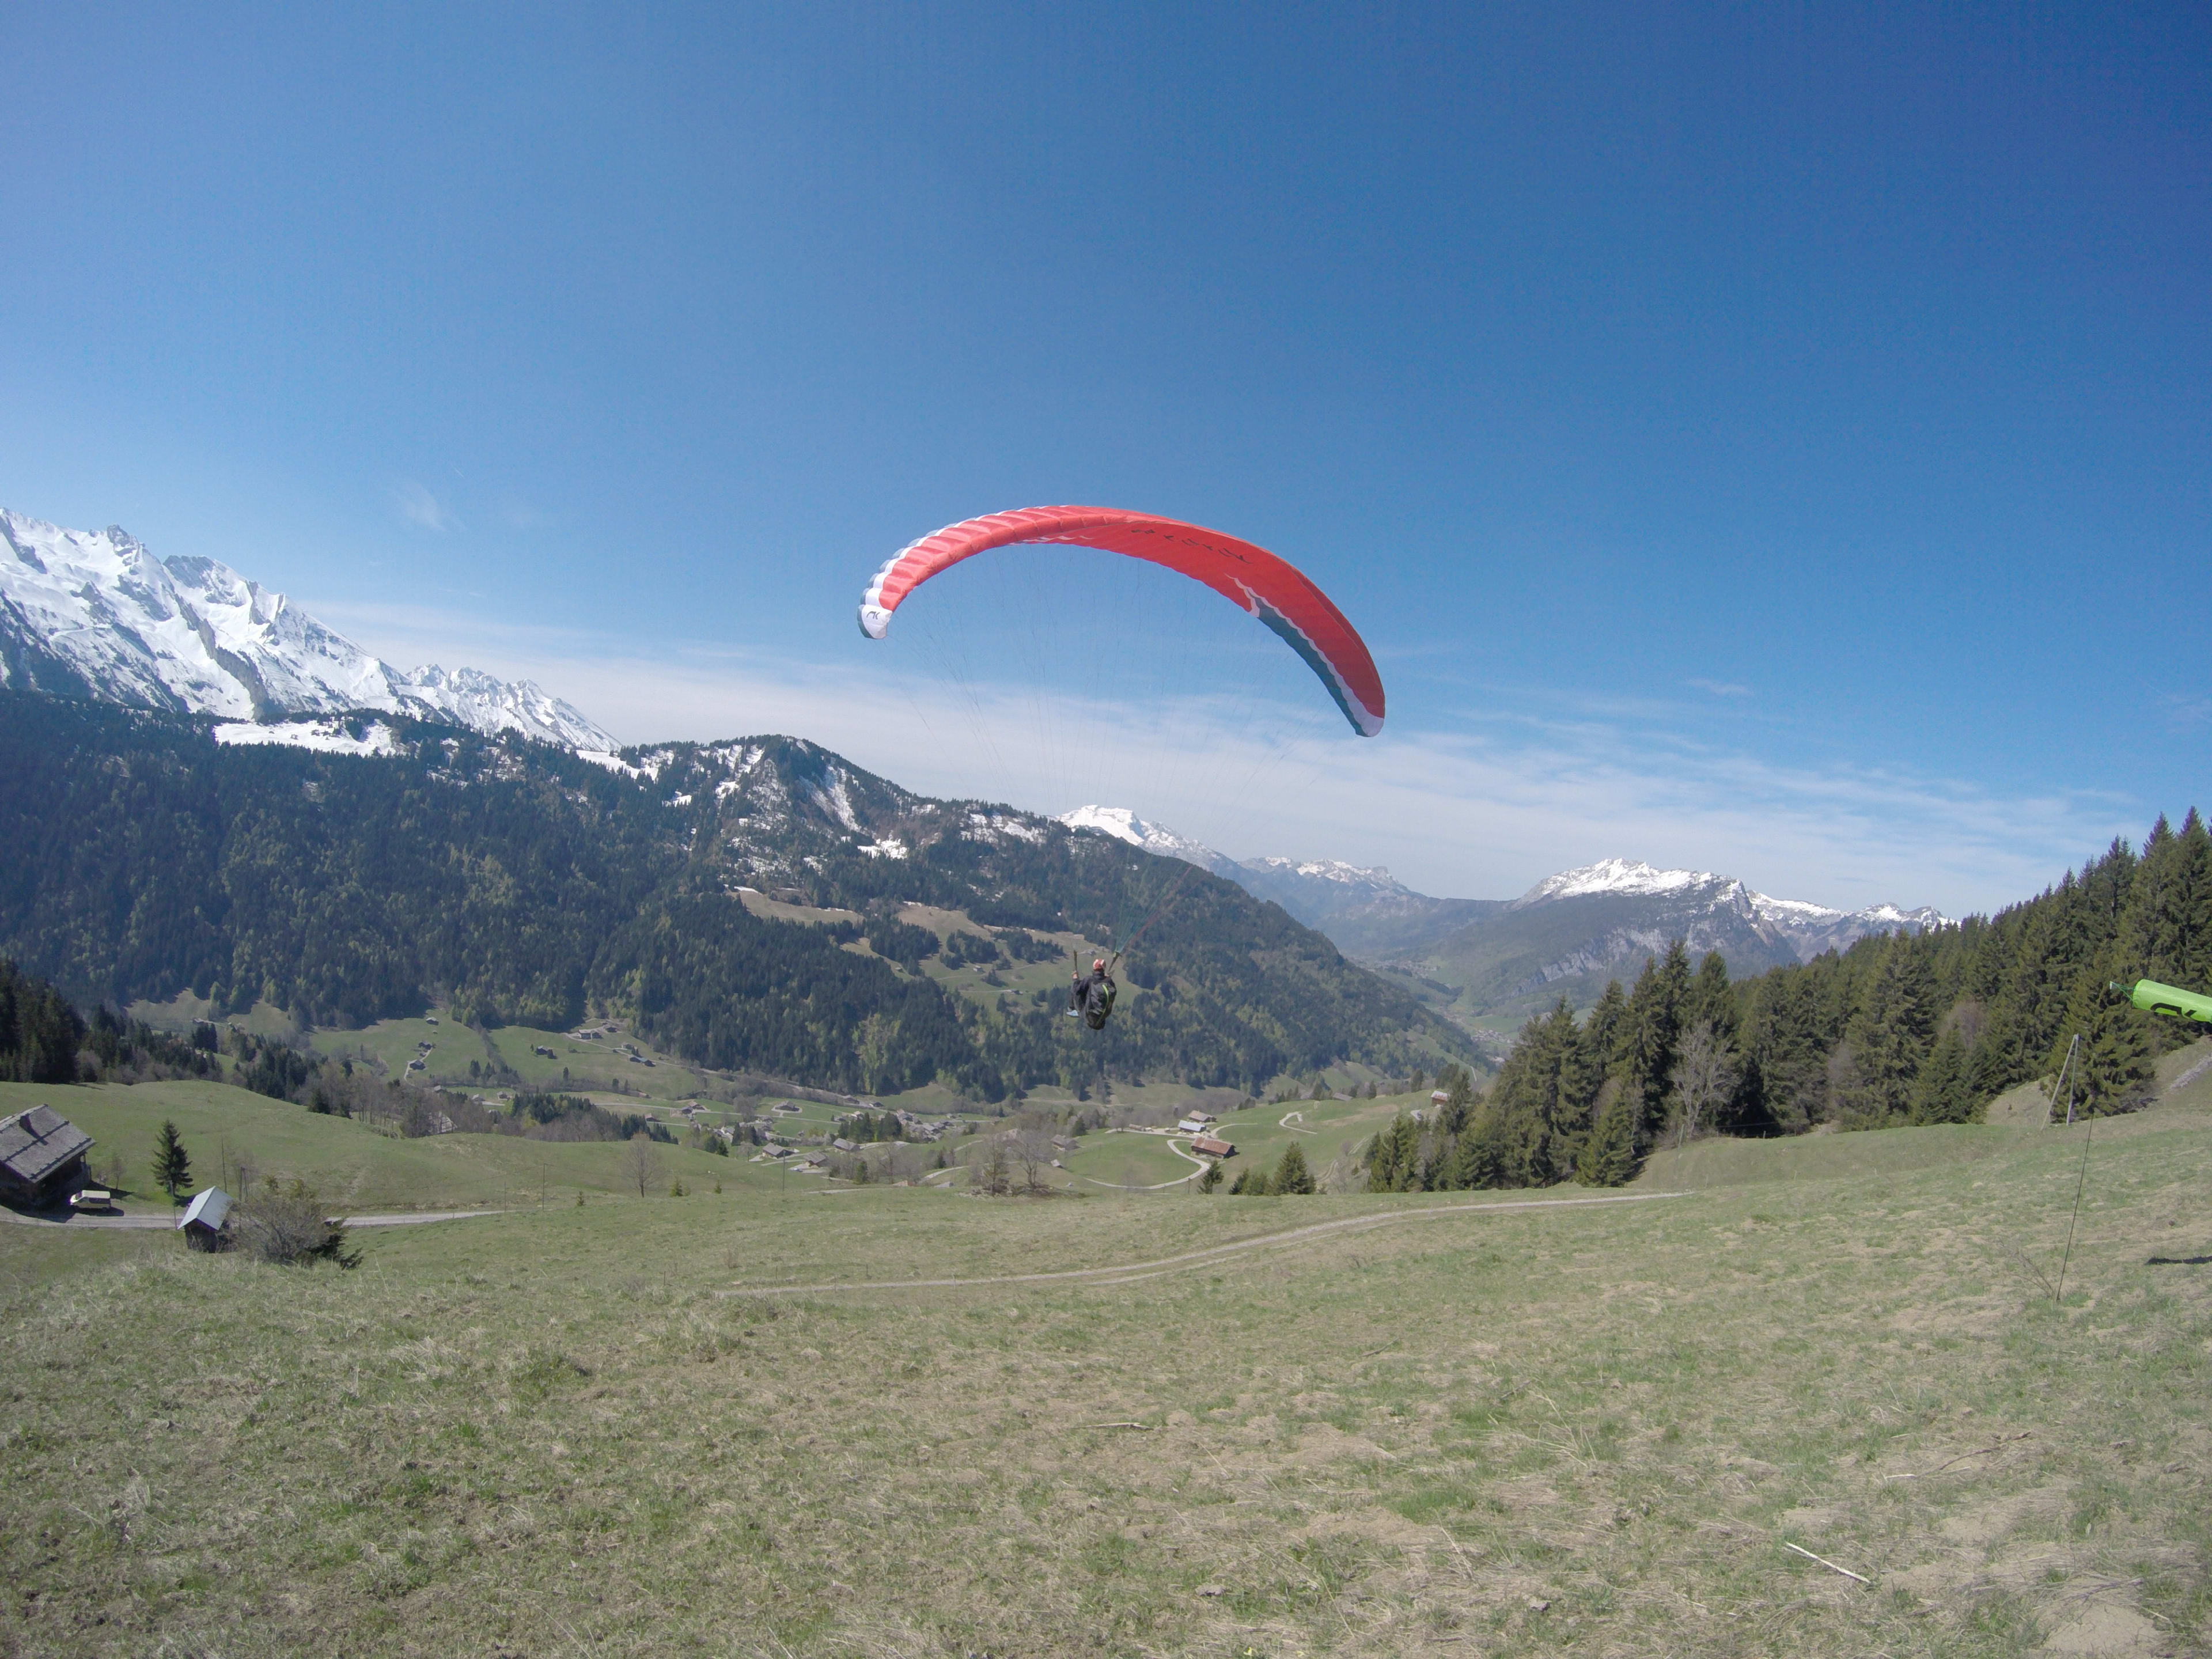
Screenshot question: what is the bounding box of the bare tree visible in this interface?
[971,1137,1013,1196]
[622,1133,667,1197]
[1010,1131,1057,1195]
[1668,1021,1739,1149]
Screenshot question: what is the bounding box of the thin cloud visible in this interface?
[393,480,457,533]
[1687,677,1753,698]
[319,601,2131,916]
[2160,691,2212,730]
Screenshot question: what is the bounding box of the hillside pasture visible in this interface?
[2,1085,2206,1657]
[0,1080,766,1215]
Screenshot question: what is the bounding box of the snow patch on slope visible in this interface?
[211,718,402,756]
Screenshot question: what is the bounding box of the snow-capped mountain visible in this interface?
[1059,805,1244,877]
[1512,858,1946,957]
[0,509,615,750]
[1513,857,1722,905]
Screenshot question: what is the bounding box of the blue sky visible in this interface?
[2,4,2206,913]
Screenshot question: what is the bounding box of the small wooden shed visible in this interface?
[178,1186,233,1249]
[1191,1134,1234,1158]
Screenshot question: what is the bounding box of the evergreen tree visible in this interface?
[1272,1141,1316,1195]
[1620,944,1692,1146]
[0,961,84,1084]
[1197,1160,1222,1193]
[1908,1024,1974,1123]
[1228,1163,1259,1195]
[1687,951,1737,1041]
[1580,979,1630,1072]
[1483,999,1598,1185]
[1433,1065,1476,1136]
[1846,938,1939,1126]
[1365,1112,1421,1192]
[1575,1077,1638,1186]
[1444,1104,1508,1189]
[152,1120,193,1205]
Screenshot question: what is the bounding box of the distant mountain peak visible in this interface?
[1059,805,1237,874]
[0,506,615,750]
[1241,854,1414,895]
[1513,858,1724,906]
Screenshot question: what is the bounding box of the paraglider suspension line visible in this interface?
[1115,857,1203,964]
[2055,1096,2096,1304]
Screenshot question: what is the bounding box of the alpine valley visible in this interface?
[0,502,1935,1089]
[1059,809,1945,1034]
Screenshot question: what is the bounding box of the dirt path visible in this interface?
[1081,1136,1211,1191]
[727,1191,1688,1296]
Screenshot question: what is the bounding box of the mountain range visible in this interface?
[1059,807,1945,1034]
[1,502,1943,1045]
[0,509,612,749]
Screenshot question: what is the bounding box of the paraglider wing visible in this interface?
[857,506,1385,736]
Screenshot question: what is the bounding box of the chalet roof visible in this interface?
[180,1187,233,1232]
[0,1106,93,1187]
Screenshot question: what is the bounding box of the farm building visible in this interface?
[0,1105,94,1206]
[1191,1134,1234,1158]
[179,1187,233,1249]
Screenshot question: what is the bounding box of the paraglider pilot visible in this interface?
[1069,957,1118,1029]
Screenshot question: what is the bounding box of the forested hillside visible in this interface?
[1369,813,2210,1191]
[0,695,1469,1100]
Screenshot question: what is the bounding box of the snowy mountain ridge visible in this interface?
[1522,857,1948,941]
[1058,805,1243,877]
[1052,801,1937,995]
[0,509,615,750]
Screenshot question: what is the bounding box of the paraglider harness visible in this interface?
[1069,953,1119,1030]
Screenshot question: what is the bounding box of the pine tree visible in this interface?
[1197,1160,1222,1194]
[152,1120,194,1205]
[1581,979,1630,1071]
[1444,1104,1508,1189]
[1847,939,1939,1125]
[1621,943,1692,1145]
[1365,1113,1421,1192]
[1909,1024,1974,1123]
[1687,952,1737,1041]
[1272,1142,1316,1195]
[1434,1065,1476,1136]
[1575,1077,1638,1186]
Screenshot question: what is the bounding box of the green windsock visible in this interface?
[2111,978,2212,1025]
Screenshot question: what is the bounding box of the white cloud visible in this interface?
[392,480,457,532]
[313,600,2134,918]
[1687,677,1753,698]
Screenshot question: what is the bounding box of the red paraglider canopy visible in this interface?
[858,507,1385,736]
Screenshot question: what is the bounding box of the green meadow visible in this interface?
[2,1074,2207,1656]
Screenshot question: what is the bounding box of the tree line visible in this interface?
[1362,809,2210,1191]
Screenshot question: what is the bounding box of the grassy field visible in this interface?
[3,1082,2207,1656]
[0,1080,768,1215]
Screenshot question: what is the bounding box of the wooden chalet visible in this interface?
[0,1106,94,1207]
